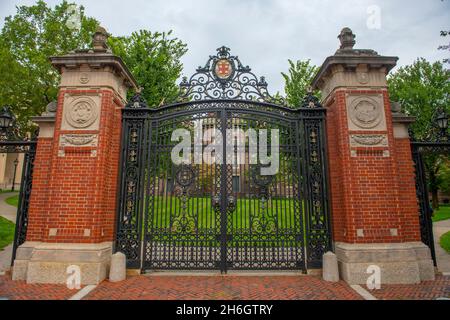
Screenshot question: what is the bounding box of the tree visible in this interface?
[0,0,98,132]
[388,58,450,209]
[437,159,450,196]
[0,1,188,133]
[281,59,320,108]
[108,30,187,107]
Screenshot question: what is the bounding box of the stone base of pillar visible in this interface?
[12,242,112,285]
[335,242,435,285]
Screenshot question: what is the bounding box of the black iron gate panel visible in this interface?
[116,100,331,272]
[411,142,450,265]
[0,123,37,265]
[223,107,305,270]
[145,108,223,270]
[115,46,331,272]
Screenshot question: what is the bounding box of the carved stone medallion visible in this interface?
[348,96,386,130]
[65,97,98,129]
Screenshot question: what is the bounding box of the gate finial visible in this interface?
[92,26,110,52]
[338,27,356,50]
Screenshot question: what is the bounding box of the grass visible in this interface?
[5,195,19,208]
[433,205,450,222]
[440,231,450,254]
[147,196,299,230]
[144,196,307,246]
[0,216,15,251]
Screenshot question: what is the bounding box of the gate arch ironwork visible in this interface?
[115,47,331,273]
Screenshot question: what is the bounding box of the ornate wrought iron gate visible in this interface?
[411,141,450,265]
[116,47,331,272]
[0,106,37,265]
[410,107,449,265]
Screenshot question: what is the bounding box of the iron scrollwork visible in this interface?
[115,93,149,268]
[178,46,286,105]
[172,165,197,233]
[303,106,332,268]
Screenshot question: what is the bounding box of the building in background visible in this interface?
[0,153,24,191]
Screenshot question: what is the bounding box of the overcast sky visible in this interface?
[1,0,449,94]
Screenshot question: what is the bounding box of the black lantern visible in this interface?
[436,109,449,131]
[0,106,15,131]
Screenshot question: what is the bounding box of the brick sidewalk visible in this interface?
[368,275,450,300]
[1,274,449,300]
[0,275,75,300]
[84,275,362,300]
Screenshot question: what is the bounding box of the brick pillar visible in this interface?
[12,27,137,284]
[312,28,435,284]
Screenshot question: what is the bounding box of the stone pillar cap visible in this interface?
[312,27,398,90]
[50,26,137,90]
[50,53,138,90]
[32,101,57,123]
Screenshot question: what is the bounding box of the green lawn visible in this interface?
[147,196,299,230]
[5,195,19,207]
[0,216,15,251]
[0,193,18,251]
[433,205,450,222]
[440,231,450,254]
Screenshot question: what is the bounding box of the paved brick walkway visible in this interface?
[0,275,75,300]
[84,275,362,300]
[1,274,449,300]
[368,275,450,300]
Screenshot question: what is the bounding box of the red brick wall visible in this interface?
[325,89,421,244]
[26,89,123,243]
[393,137,421,241]
[26,138,53,241]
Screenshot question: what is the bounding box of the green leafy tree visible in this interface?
[0,1,188,133]
[437,159,450,195]
[0,0,98,132]
[388,58,450,208]
[282,59,320,108]
[108,30,188,107]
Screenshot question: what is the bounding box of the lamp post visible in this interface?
[12,158,19,192]
[435,107,449,141]
[0,106,16,140]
